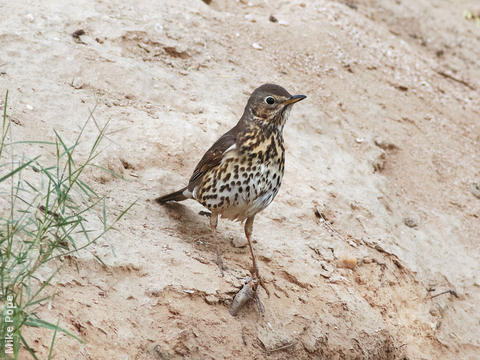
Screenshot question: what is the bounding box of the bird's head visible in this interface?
[243,83,306,130]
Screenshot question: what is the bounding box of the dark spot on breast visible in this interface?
[223,173,231,182]
[246,185,250,192]
[236,181,241,186]
[239,187,243,193]
[240,167,245,172]
[234,173,239,179]
[266,136,278,158]
[230,181,236,186]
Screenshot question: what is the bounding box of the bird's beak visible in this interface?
[284,94,307,105]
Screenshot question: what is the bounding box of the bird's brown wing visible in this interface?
[187,124,240,191]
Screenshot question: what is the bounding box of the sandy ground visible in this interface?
[1,0,480,358]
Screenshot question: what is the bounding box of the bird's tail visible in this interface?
[155,187,190,204]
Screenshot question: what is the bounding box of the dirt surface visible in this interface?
[1,0,480,358]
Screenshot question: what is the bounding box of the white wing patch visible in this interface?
[192,186,199,200]
[182,188,193,198]
[221,144,237,164]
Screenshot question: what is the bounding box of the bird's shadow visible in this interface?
[159,202,235,252]
[153,201,254,277]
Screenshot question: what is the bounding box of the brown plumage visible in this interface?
[156,84,306,291]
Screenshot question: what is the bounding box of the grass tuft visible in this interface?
[0,91,133,358]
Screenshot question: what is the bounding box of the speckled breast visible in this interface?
[195,132,285,221]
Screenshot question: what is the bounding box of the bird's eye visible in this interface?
[265,96,275,105]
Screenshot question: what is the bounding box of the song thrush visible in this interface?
[156,84,306,291]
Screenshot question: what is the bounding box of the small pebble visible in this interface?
[252,42,263,50]
[71,78,84,89]
[26,104,33,111]
[72,29,86,41]
[337,256,357,269]
[154,23,164,33]
[404,217,418,228]
[374,138,399,151]
[145,287,162,297]
[231,237,247,248]
[205,295,219,305]
[269,15,278,23]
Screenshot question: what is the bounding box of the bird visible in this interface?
[155,84,306,292]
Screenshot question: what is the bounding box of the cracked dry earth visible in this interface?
[1,0,480,359]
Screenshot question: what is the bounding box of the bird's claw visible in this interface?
[249,266,270,296]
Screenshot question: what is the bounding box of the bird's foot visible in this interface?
[249,266,270,297]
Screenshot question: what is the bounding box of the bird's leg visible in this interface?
[210,213,224,276]
[244,216,269,296]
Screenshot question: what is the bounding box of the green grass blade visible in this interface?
[5,140,56,146]
[0,156,40,183]
[47,319,60,360]
[24,317,84,343]
[102,197,107,232]
[19,333,40,360]
[0,90,9,158]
